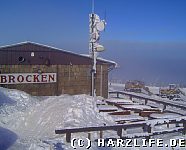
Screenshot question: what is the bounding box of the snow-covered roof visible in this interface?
[0,41,79,55]
[0,41,117,67]
[80,53,118,68]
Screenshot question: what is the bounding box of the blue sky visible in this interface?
[0,0,186,85]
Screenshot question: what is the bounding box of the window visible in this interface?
[31,52,35,57]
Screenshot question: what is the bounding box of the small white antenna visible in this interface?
[104,9,107,32]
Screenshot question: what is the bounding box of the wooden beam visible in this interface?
[183,120,186,135]
[117,128,122,138]
[109,91,186,110]
[55,119,185,143]
[100,131,103,138]
[55,123,146,134]
[88,132,91,140]
[66,133,71,143]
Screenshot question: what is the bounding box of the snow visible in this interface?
[181,88,186,94]
[106,98,133,104]
[96,101,106,105]
[122,132,149,138]
[0,88,15,105]
[0,127,18,150]
[0,87,39,115]
[112,115,145,122]
[1,85,186,150]
[0,87,114,149]
[121,90,186,109]
[147,86,160,95]
[121,104,157,110]
[81,54,118,68]
[145,116,186,126]
[150,113,181,119]
[98,105,118,111]
[153,127,184,134]
[0,41,117,68]
[109,83,125,91]
[0,41,76,55]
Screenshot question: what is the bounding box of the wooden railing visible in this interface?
[109,91,186,111]
[55,118,186,142]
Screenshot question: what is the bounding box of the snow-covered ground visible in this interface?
[109,83,125,91]
[0,87,114,149]
[1,85,186,150]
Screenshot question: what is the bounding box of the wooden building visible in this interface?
[0,42,116,98]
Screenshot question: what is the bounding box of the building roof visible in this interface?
[0,41,117,67]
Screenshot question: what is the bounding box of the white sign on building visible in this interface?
[0,73,57,84]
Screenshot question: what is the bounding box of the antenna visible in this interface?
[89,0,106,98]
[104,9,107,32]
[92,0,95,13]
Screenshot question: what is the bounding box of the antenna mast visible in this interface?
[92,0,94,13]
[89,0,106,98]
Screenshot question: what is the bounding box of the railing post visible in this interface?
[88,132,91,140]
[183,120,186,135]
[176,121,180,127]
[117,92,119,98]
[145,99,148,105]
[117,128,122,138]
[163,104,166,111]
[66,132,71,143]
[143,124,151,141]
[100,130,103,138]
[167,122,170,128]
[147,125,151,133]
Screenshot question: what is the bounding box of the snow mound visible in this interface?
[0,88,114,140]
[0,88,15,106]
[0,87,39,115]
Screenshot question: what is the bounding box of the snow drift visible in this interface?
[0,87,114,141]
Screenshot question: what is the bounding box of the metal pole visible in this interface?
[92,0,95,13]
[89,13,95,97]
[90,13,96,97]
[89,1,105,98]
[100,65,103,97]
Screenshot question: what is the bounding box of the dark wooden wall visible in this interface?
[0,64,108,98]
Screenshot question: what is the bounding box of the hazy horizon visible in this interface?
[55,40,186,86]
[0,0,186,85]
[102,40,186,86]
